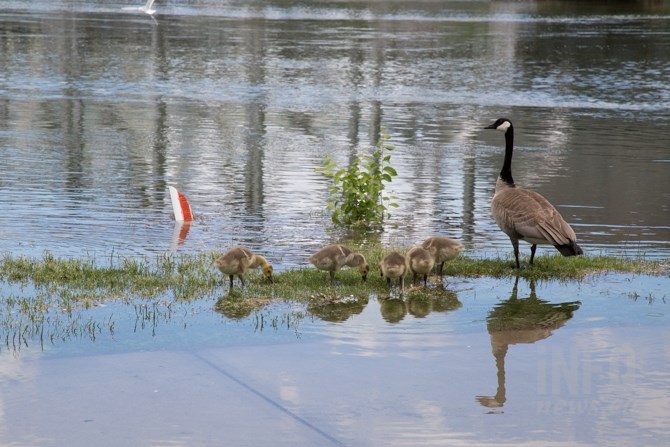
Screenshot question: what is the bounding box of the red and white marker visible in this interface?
[168,186,193,222]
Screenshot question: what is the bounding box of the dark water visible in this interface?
[1,1,670,446]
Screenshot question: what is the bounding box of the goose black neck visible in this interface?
[499,126,515,187]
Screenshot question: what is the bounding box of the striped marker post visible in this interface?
[168,186,193,222]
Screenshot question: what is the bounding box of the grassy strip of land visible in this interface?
[0,250,666,305]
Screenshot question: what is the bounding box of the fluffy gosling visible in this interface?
[309,244,369,286]
[407,246,435,287]
[214,247,273,291]
[421,236,464,276]
[379,251,407,291]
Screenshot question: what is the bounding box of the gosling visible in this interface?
[309,244,369,286]
[379,251,407,291]
[421,236,464,276]
[214,247,273,291]
[406,246,435,287]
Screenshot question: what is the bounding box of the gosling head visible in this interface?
[485,118,512,133]
[359,262,369,282]
[262,263,274,283]
[349,253,368,282]
[251,255,274,283]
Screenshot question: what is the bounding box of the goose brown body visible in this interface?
[379,251,407,290]
[309,244,369,285]
[214,247,273,290]
[486,118,583,268]
[421,236,464,275]
[407,246,434,286]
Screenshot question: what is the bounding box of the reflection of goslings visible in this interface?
[407,296,432,318]
[381,290,461,322]
[379,298,407,323]
[307,296,367,323]
[476,277,581,411]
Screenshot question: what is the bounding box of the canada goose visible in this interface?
[485,118,583,268]
[406,246,434,286]
[214,247,273,291]
[421,236,464,275]
[379,251,407,290]
[309,244,369,286]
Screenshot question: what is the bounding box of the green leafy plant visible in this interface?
[317,131,399,228]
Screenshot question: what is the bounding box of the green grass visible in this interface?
[0,250,666,352]
[0,250,666,308]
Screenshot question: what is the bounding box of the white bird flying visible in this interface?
[122,0,157,15]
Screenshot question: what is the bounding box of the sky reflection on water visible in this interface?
[1,274,669,446]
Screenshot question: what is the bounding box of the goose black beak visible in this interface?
[484,123,497,129]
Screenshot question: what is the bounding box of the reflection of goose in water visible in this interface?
[380,289,462,323]
[407,289,461,318]
[476,277,580,411]
[307,296,368,323]
[379,298,407,323]
[213,297,271,320]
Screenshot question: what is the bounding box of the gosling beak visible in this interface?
[268,276,274,284]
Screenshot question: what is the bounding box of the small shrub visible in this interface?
[317,131,398,228]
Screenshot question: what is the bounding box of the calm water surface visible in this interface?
[1,1,670,446]
[1,0,669,262]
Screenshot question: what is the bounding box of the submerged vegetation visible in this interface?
[0,250,666,352]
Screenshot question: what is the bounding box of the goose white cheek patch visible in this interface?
[497,121,511,132]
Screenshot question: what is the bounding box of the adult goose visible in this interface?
[485,118,583,268]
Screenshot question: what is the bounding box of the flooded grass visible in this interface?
[0,250,665,347]
[442,253,670,279]
[1,250,666,305]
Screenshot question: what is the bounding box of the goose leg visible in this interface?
[329,270,335,286]
[438,261,445,276]
[529,244,538,265]
[400,276,404,291]
[423,274,428,287]
[228,274,234,291]
[239,274,246,287]
[511,238,521,269]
